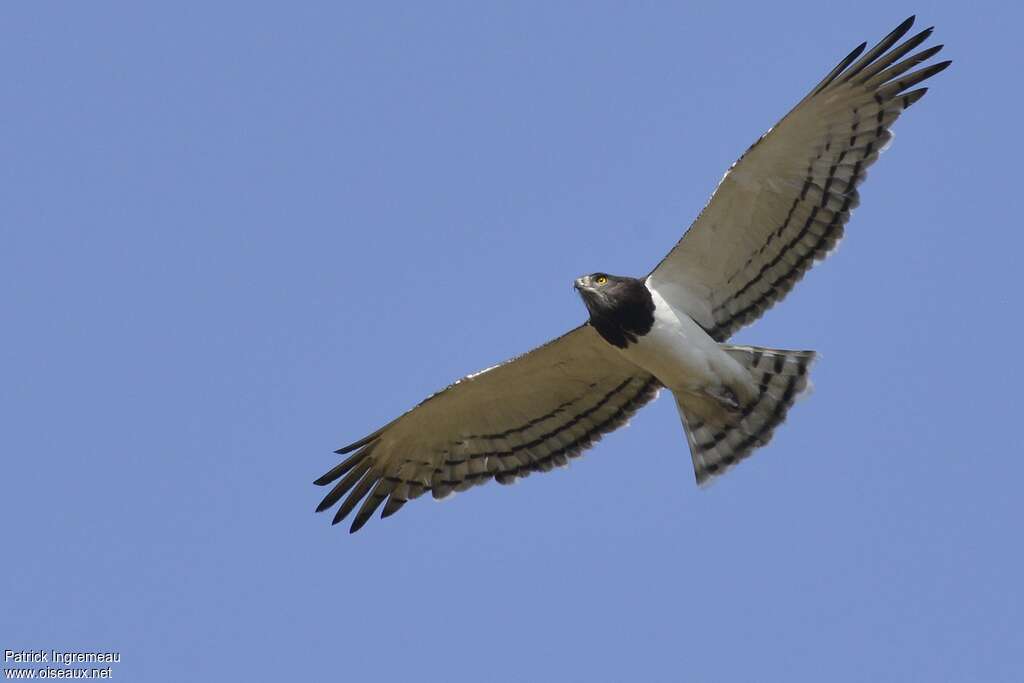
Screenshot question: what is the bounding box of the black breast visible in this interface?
[586,276,655,349]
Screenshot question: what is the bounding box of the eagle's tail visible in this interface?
[675,346,816,484]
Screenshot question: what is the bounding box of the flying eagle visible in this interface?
[316,17,949,533]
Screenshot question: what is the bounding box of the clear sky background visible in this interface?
[3,2,1021,681]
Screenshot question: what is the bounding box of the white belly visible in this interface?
[621,284,750,396]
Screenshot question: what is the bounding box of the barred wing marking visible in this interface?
[649,16,950,341]
[315,325,660,533]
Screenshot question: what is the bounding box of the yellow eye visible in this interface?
[595,275,608,285]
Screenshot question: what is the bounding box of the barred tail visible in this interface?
[676,346,816,485]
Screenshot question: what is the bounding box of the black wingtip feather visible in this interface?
[888,26,935,61]
[332,470,378,526]
[334,428,385,455]
[811,41,867,96]
[350,495,385,532]
[316,459,373,513]
[898,60,952,91]
[916,44,945,61]
[883,16,916,47]
[349,480,390,533]
[315,441,378,486]
[380,497,407,519]
[900,87,929,109]
[849,42,868,63]
[315,462,352,487]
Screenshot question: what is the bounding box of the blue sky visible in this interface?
[3,3,1021,681]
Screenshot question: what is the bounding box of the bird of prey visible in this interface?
[316,17,949,533]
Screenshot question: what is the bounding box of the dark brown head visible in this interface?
[574,273,655,348]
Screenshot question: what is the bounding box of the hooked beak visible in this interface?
[573,277,598,309]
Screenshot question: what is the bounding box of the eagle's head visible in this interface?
[574,273,655,348]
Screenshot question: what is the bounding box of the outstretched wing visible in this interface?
[315,325,660,533]
[649,16,950,341]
